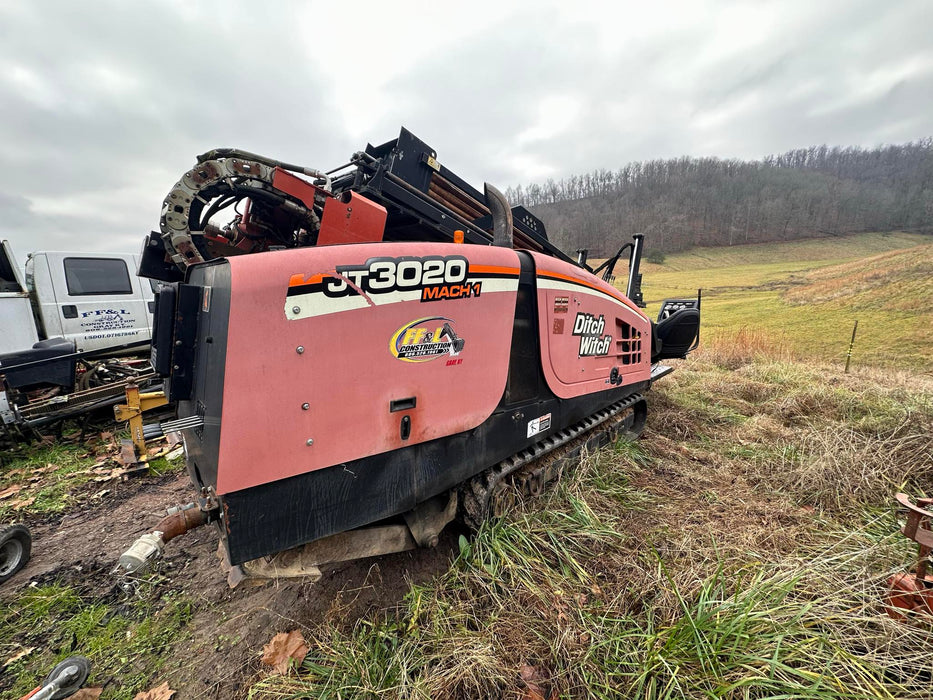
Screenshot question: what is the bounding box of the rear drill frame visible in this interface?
[119,128,700,583]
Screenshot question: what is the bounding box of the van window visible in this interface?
[63,258,133,295]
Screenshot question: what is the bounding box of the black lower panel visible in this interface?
[221,382,648,564]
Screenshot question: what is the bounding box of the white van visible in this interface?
[23,249,154,354]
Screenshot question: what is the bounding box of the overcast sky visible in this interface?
[1,0,931,256]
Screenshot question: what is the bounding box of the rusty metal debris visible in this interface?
[885,492,933,621]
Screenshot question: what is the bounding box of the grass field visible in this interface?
[638,231,933,372]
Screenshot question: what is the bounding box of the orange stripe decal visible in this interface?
[468,264,521,276]
[288,273,327,287]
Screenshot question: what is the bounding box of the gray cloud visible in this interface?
[0,0,930,258]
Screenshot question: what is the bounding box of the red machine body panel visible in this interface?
[318,191,388,246]
[216,243,521,494]
[530,253,651,399]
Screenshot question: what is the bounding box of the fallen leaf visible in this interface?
[100,431,114,441]
[261,630,309,675]
[520,664,544,683]
[11,497,35,510]
[2,646,35,668]
[0,485,23,499]
[132,681,175,700]
[92,468,128,482]
[520,664,546,700]
[28,464,57,475]
[71,688,104,700]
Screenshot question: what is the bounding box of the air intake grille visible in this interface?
[615,321,642,365]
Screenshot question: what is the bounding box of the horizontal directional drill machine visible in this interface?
[118,128,701,583]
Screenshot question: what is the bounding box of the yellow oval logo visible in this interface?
[389,317,465,362]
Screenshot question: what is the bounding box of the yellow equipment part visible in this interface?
[113,384,169,465]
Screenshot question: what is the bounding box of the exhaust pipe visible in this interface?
[626,233,646,308]
[484,183,513,248]
[116,503,210,576]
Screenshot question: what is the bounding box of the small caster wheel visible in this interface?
[0,523,32,584]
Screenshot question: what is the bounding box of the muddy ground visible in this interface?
[2,468,460,697]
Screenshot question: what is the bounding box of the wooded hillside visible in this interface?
[506,140,933,257]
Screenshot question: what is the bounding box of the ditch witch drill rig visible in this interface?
[117,128,701,584]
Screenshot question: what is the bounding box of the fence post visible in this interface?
[844,320,858,374]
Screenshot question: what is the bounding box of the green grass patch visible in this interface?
[0,582,193,699]
[645,231,929,273]
[248,503,932,699]
[631,231,933,371]
[0,442,105,521]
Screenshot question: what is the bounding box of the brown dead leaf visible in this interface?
[0,484,23,500]
[92,468,127,482]
[261,630,309,674]
[11,497,35,510]
[132,681,175,700]
[518,664,557,700]
[100,431,114,441]
[71,688,104,700]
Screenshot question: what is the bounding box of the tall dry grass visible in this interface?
[697,327,795,369]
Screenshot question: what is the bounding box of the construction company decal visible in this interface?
[527,412,551,438]
[285,255,519,321]
[572,312,612,357]
[79,308,140,341]
[390,317,465,363]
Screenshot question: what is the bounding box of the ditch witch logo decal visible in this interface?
[572,312,612,357]
[390,317,466,362]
